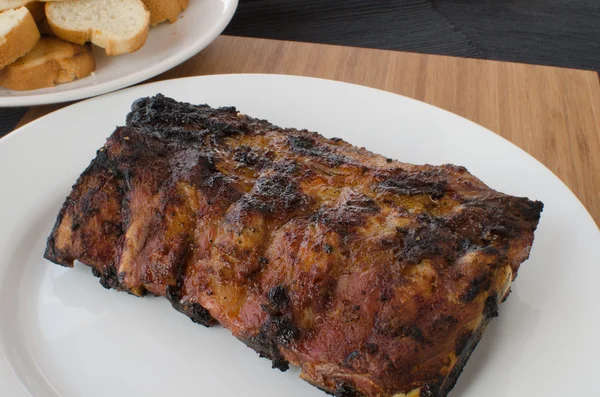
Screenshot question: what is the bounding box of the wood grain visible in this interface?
[17,35,600,226]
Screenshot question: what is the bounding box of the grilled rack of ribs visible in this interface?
[45,94,543,397]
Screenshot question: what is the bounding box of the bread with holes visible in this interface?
[0,6,40,69]
[0,1,69,36]
[141,0,188,26]
[45,0,150,55]
[0,0,66,13]
[0,1,52,29]
[0,36,95,90]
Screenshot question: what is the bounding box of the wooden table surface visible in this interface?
[17,35,600,226]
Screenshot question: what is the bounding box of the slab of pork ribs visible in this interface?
[45,94,543,397]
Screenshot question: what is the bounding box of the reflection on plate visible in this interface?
[0,0,238,107]
[0,74,598,397]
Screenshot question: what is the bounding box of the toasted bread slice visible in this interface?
[0,6,40,69]
[0,0,65,13]
[1,1,54,26]
[45,0,150,56]
[141,0,188,26]
[0,1,52,33]
[0,36,95,90]
[0,0,33,12]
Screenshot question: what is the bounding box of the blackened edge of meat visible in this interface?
[126,94,247,139]
[166,285,214,327]
[305,380,365,397]
[437,293,501,397]
[43,234,73,267]
[91,266,121,291]
[242,306,301,372]
[244,328,291,372]
[44,147,110,267]
[335,383,364,397]
[44,199,75,266]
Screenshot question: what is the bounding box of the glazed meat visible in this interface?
[45,94,543,397]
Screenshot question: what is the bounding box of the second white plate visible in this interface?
[0,0,238,107]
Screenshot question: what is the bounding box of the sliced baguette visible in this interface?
[45,0,150,56]
[0,0,34,12]
[0,0,65,13]
[0,6,40,69]
[0,36,95,90]
[142,0,188,26]
[0,1,52,34]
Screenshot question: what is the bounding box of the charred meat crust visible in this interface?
[243,285,300,372]
[166,285,214,327]
[436,294,501,397]
[244,320,293,371]
[44,94,543,397]
[303,379,366,397]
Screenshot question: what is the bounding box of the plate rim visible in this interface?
[0,0,239,107]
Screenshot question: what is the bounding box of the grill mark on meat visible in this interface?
[399,324,428,344]
[483,293,499,319]
[461,272,493,303]
[288,135,349,167]
[238,167,310,216]
[135,184,196,295]
[44,95,544,397]
[376,168,449,200]
[111,128,178,296]
[312,189,381,235]
[267,285,290,312]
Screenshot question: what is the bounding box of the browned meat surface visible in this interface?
[45,94,543,397]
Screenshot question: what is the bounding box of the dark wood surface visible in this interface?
[16,36,600,226]
[226,0,600,71]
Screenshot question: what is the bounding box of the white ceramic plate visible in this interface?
[0,74,598,397]
[0,0,238,107]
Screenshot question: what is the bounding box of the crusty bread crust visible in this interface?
[0,0,31,12]
[0,7,40,69]
[0,0,65,13]
[0,36,95,90]
[45,0,150,56]
[142,0,188,26]
[45,16,90,45]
